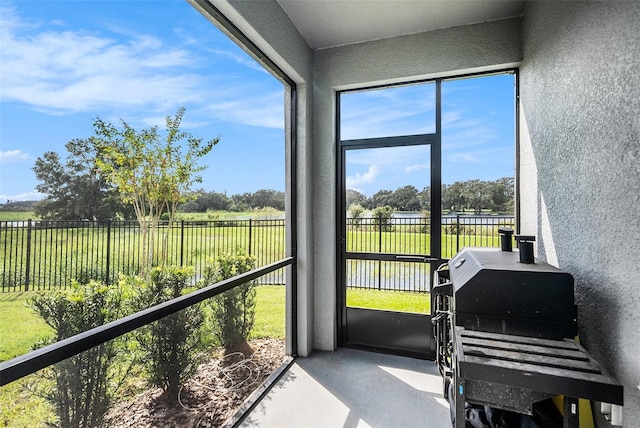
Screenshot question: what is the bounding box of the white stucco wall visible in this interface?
[197,1,524,358]
[519,1,640,424]
[311,18,522,350]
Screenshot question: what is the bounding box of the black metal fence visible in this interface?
[1,215,514,293]
[0,219,286,292]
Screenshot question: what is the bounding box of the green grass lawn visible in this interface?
[347,289,431,314]
[0,293,56,427]
[0,212,38,221]
[0,293,53,361]
[252,285,286,339]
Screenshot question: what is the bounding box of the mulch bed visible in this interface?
[102,339,286,428]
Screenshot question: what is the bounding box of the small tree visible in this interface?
[372,205,394,232]
[29,281,128,428]
[94,107,219,270]
[201,253,257,356]
[348,203,366,226]
[128,266,205,402]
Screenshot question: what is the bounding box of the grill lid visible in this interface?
[448,248,576,338]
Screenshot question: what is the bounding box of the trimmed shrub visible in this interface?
[29,280,128,428]
[201,253,257,353]
[129,266,205,401]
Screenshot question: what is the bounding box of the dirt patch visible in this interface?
[102,339,286,428]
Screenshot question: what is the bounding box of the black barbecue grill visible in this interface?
[432,231,623,428]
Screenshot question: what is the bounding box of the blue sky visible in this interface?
[342,76,515,196]
[0,0,285,203]
[0,1,515,203]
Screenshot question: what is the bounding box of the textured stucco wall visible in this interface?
[520,1,640,424]
[196,0,316,356]
[312,18,522,350]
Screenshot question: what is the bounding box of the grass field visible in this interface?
[347,289,430,313]
[0,293,53,361]
[0,211,38,221]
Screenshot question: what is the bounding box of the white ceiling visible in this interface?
[276,0,527,50]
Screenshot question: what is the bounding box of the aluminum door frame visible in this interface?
[337,134,441,358]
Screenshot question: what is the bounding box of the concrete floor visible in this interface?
[238,348,452,428]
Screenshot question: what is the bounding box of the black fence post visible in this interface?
[456,214,460,252]
[105,220,112,284]
[179,220,185,267]
[248,219,253,256]
[378,217,383,290]
[25,219,32,292]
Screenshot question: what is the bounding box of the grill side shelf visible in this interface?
[454,327,624,406]
[458,329,579,350]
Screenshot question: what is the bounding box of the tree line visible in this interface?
[348,177,514,214]
[177,189,285,213]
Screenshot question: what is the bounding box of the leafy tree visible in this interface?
[346,189,368,208]
[94,107,218,269]
[441,178,514,213]
[442,181,467,212]
[230,192,253,212]
[369,190,394,209]
[392,185,421,211]
[490,177,515,213]
[418,186,431,211]
[251,189,285,210]
[463,179,490,214]
[178,189,231,212]
[32,139,131,220]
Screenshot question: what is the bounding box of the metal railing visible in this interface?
[0,257,293,386]
[0,219,286,292]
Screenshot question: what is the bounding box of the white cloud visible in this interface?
[0,4,282,129]
[340,85,435,140]
[203,91,284,129]
[0,22,202,113]
[0,150,30,163]
[346,165,380,190]
[404,163,429,174]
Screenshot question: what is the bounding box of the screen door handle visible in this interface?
[395,255,438,263]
